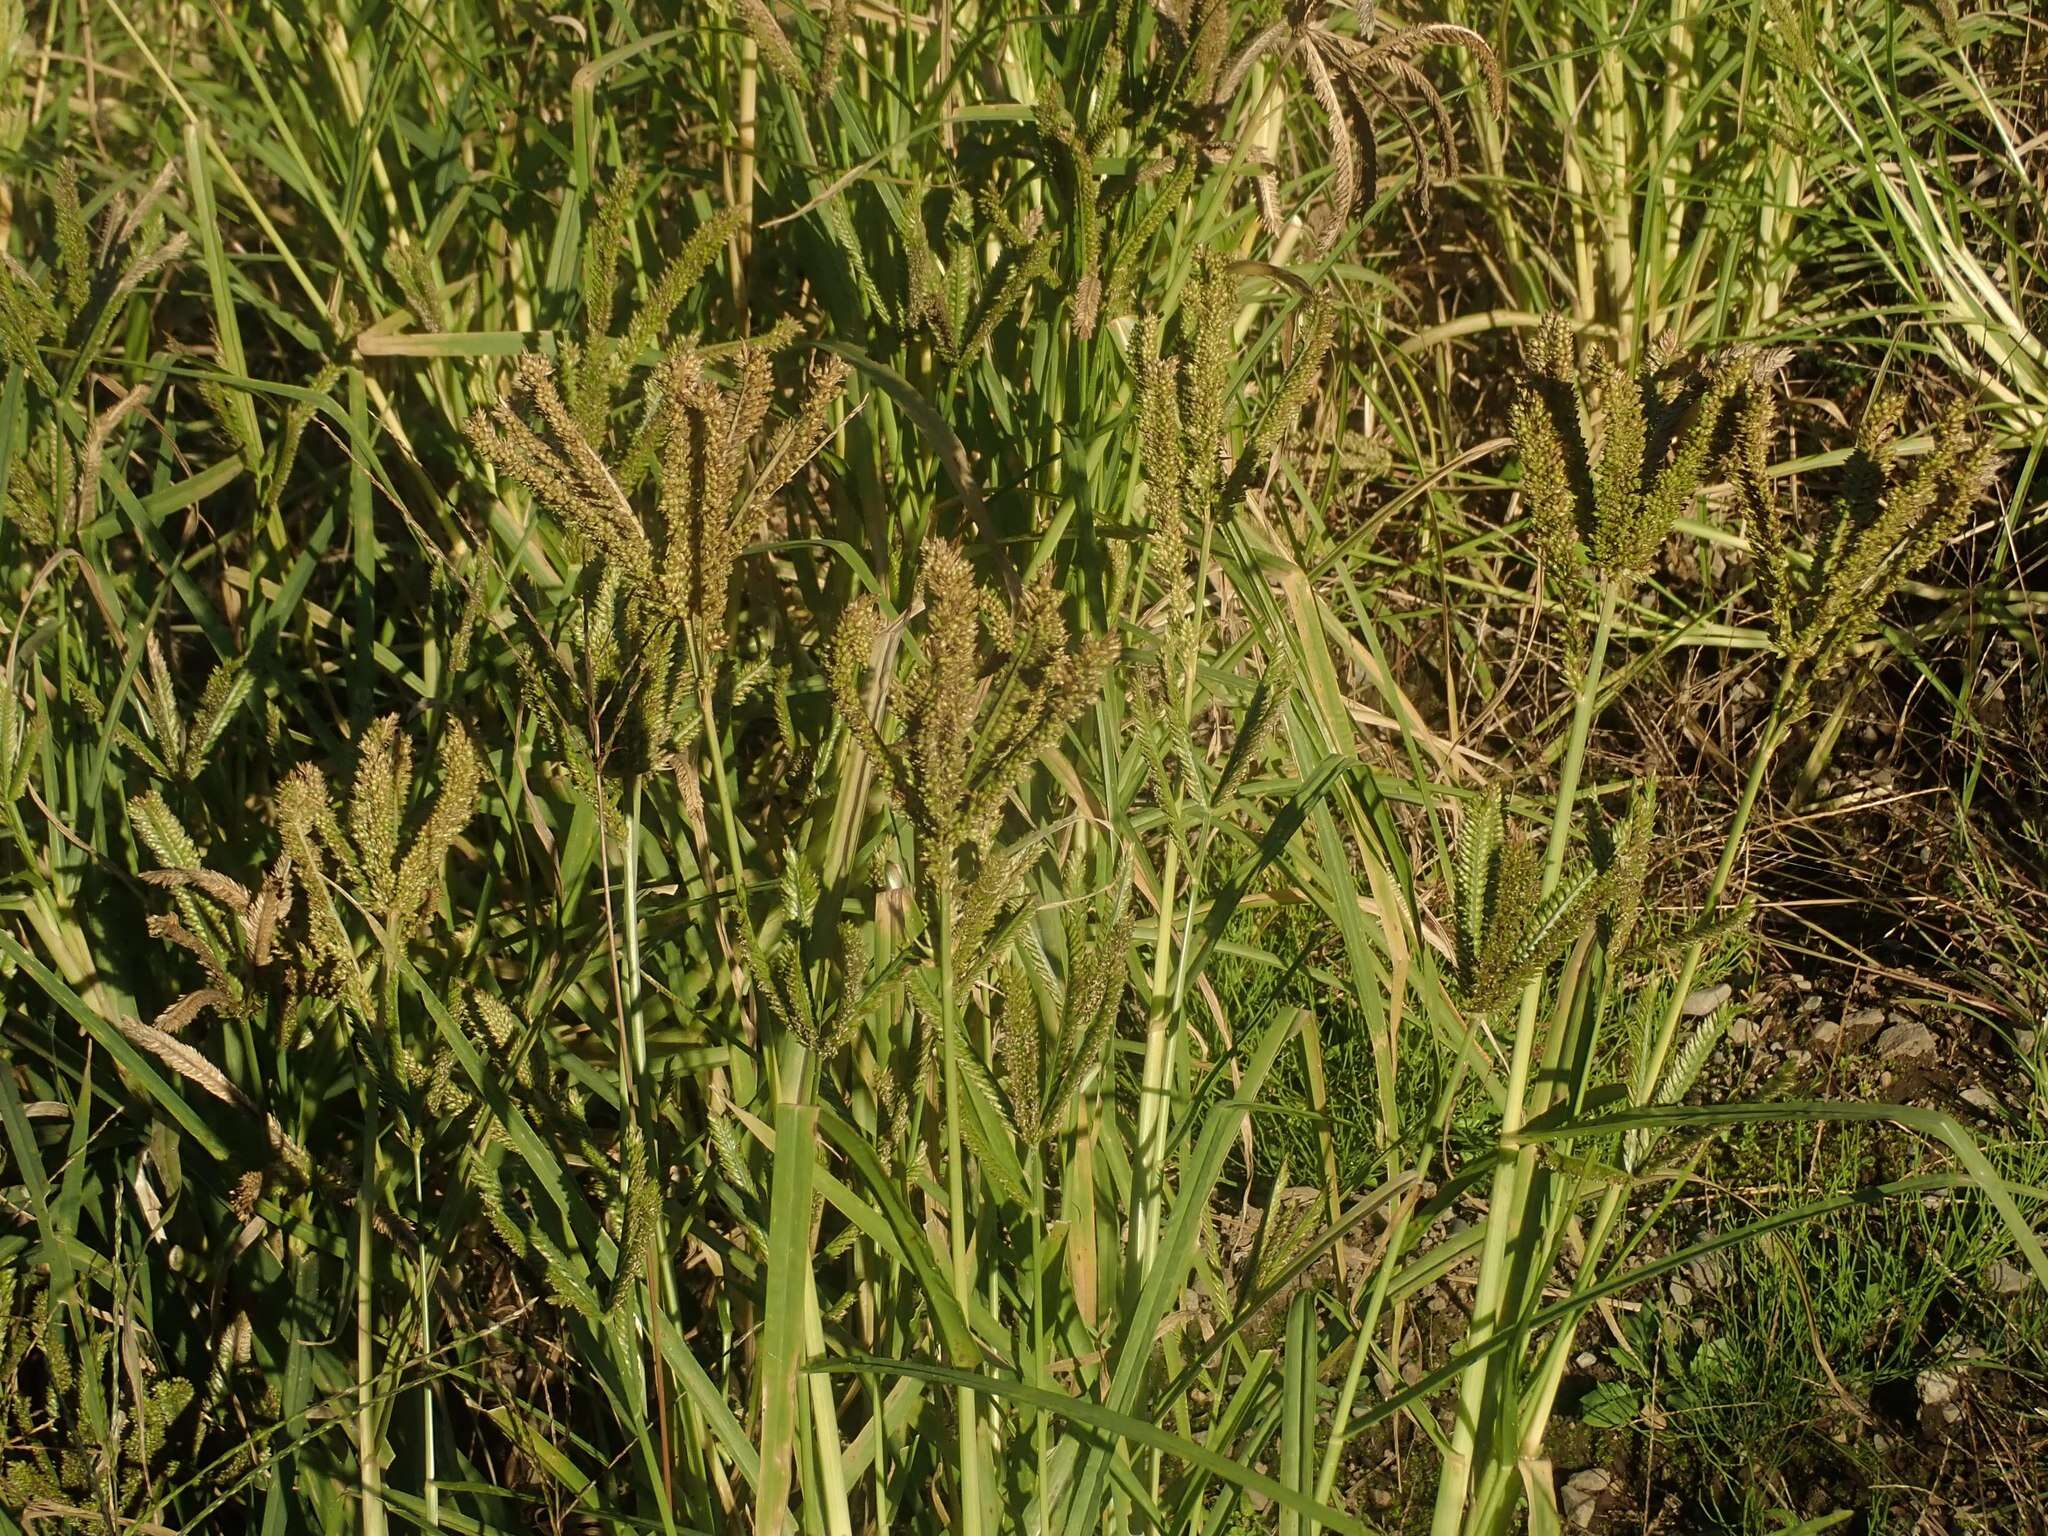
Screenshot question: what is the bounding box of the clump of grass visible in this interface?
[0,7,2042,1536]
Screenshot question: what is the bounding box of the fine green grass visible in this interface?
[0,2,2043,1534]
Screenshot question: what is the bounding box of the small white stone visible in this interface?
[1987,1260,2033,1295]
[1682,983,1733,1018]
[1845,1006,1887,1031]
[1811,1020,1841,1047]
[1877,1020,1938,1061]
[1960,1085,1998,1113]
[1916,1368,1960,1408]
[1684,1255,1729,1292]
[1726,1016,1759,1045]
[2017,1030,2038,1055]
[1562,1468,1616,1530]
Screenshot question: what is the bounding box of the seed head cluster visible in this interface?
[1731,381,1996,683]
[1512,314,1766,585]
[1450,783,1655,1016]
[830,538,1117,890]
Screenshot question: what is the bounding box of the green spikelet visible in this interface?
[51,161,91,315]
[1589,352,1646,569]
[0,254,57,390]
[939,191,976,347]
[1137,315,1189,548]
[652,340,849,643]
[1214,664,1290,805]
[0,160,185,402]
[474,317,843,803]
[0,682,43,804]
[390,722,481,936]
[2,426,61,544]
[264,359,343,512]
[1131,250,1328,570]
[1488,834,1540,953]
[197,368,261,471]
[275,764,369,1014]
[180,660,253,779]
[952,843,1033,974]
[954,1041,1027,1205]
[346,715,410,908]
[129,789,203,871]
[1623,353,1753,572]
[140,634,187,772]
[1452,791,1506,996]
[1180,252,1236,499]
[68,381,149,538]
[899,181,959,358]
[419,1044,468,1120]
[1103,153,1198,322]
[1036,79,1107,338]
[736,0,806,87]
[385,239,446,331]
[1040,876,1133,1136]
[1655,1010,1727,1107]
[1599,778,1656,956]
[472,1158,530,1256]
[619,207,745,376]
[558,163,742,435]
[608,1124,660,1314]
[815,0,852,94]
[540,1242,604,1324]
[996,954,1044,1142]
[1731,380,1795,649]
[470,989,535,1090]
[747,927,812,1042]
[955,227,1056,370]
[1622,897,1755,968]
[579,164,641,356]
[468,356,654,581]
[1134,310,1199,713]
[708,1111,756,1197]
[1246,299,1337,463]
